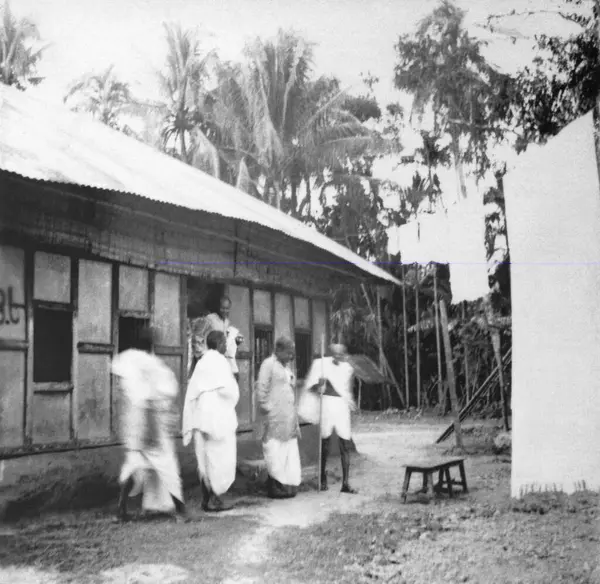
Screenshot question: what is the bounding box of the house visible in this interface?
[0,84,400,514]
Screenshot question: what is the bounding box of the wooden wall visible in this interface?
[0,242,331,453]
[0,244,189,453]
[0,174,341,454]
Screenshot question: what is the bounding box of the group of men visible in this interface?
[110,295,358,522]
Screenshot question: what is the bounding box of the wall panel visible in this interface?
[312,299,327,354]
[154,273,181,346]
[0,351,25,447]
[78,260,112,343]
[0,245,26,340]
[32,393,70,444]
[253,290,272,325]
[119,266,148,311]
[294,297,310,329]
[274,293,292,341]
[228,285,251,350]
[160,354,184,416]
[236,359,252,427]
[34,252,71,303]
[77,354,111,440]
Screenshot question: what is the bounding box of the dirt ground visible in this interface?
[0,412,598,584]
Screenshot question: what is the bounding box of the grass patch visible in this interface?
[0,512,257,584]
[511,489,599,515]
[262,508,457,584]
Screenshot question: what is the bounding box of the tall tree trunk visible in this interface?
[402,264,410,410]
[439,299,464,449]
[264,178,273,205]
[415,265,421,409]
[451,133,467,200]
[433,269,444,410]
[274,181,282,210]
[297,175,312,218]
[179,131,188,164]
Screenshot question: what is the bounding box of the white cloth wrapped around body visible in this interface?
[262,438,302,487]
[299,357,355,439]
[111,349,183,512]
[182,350,239,495]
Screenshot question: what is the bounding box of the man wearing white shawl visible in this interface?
[183,330,239,512]
[303,344,358,494]
[256,337,302,499]
[188,296,244,379]
[111,326,186,522]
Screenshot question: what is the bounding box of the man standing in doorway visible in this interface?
[304,344,358,494]
[189,296,244,379]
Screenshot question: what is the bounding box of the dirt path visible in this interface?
[3,415,594,583]
[219,418,447,583]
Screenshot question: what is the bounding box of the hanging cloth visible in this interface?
[446,195,490,304]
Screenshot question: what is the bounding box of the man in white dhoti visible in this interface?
[304,344,358,494]
[189,296,244,379]
[256,337,302,499]
[111,326,187,522]
[182,330,239,512]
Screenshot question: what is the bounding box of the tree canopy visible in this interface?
[0,2,44,90]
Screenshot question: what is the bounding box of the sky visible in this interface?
[18,0,578,106]
[13,0,579,213]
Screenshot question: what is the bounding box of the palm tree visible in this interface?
[415,131,450,184]
[0,2,44,90]
[158,23,217,170]
[211,30,376,213]
[64,66,135,129]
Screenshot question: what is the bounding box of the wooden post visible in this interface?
[360,284,405,407]
[433,269,443,411]
[462,302,470,403]
[484,297,510,431]
[317,334,325,491]
[439,299,463,449]
[415,265,421,409]
[376,286,384,376]
[358,378,363,411]
[402,264,410,410]
[491,327,510,431]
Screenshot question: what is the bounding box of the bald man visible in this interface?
[305,344,358,494]
[256,337,302,499]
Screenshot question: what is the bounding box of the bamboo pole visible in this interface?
[317,334,325,491]
[439,299,464,449]
[358,379,362,411]
[491,327,510,431]
[376,287,384,375]
[402,264,410,410]
[484,297,510,431]
[462,303,470,402]
[415,265,421,409]
[433,269,443,411]
[360,284,405,407]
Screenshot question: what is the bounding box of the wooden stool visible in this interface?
[401,458,468,503]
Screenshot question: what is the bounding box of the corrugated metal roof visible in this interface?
[0,84,401,286]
